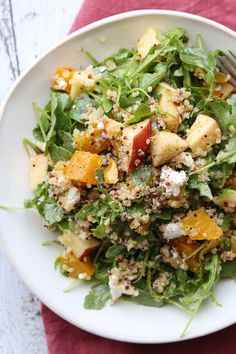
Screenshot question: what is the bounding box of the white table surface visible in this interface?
[0,1,83,353]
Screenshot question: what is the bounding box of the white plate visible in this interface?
[1,10,236,343]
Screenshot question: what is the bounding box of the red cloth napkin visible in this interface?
[42,1,236,353]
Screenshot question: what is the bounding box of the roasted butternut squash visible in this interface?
[52,66,75,93]
[172,237,200,272]
[58,252,94,278]
[65,151,102,185]
[74,125,110,154]
[181,208,223,241]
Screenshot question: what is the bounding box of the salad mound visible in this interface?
[25,27,236,334]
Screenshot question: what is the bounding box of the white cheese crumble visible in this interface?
[172,152,195,171]
[163,222,184,240]
[96,121,105,130]
[58,187,81,212]
[49,168,72,196]
[78,272,91,280]
[57,78,67,90]
[160,166,188,197]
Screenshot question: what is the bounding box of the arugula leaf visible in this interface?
[211,164,233,189]
[48,143,73,163]
[206,99,236,134]
[221,259,236,278]
[58,131,74,153]
[69,93,91,123]
[44,202,64,225]
[188,176,213,199]
[53,92,72,133]
[180,48,209,69]
[130,165,152,186]
[102,95,113,113]
[220,236,232,251]
[127,204,146,216]
[105,245,125,259]
[150,209,172,222]
[180,48,220,95]
[104,48,133,64]
[46,93,58,141]
[221,213,234,232]
[53,91,72,111]
[24,182,49,210]
[76,187,123,238]
[84,283,110,310]
[180,255,220,336]
[92,223,107,238]
[24,182,65,226]
[138,62,168,91]
[128,279,162,307]
[95,168,105,185]
[23,138,42,156]
[32,102,51,142]
[192,136,236,174]
[94,262,110,282]
[216,137,236,164]
[125,103,152,124]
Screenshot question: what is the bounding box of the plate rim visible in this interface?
[1,9,236,343]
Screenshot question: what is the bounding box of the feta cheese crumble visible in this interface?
[172,152,195,171]
[160,166,188,197]
[58,187,81,212]
[162,222,184,240]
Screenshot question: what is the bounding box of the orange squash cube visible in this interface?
[52,66,75,93]
[181,208,222,241]
[172,237,200,273]
[65,151,102,185]
[104,159,119,184]
[75,127,111,154]
[58,253,94,278]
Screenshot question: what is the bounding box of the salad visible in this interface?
[24,27,236,335]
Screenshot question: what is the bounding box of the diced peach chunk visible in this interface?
[65,151,102,185]
[181,208,222,241]
[104,159,119,184]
